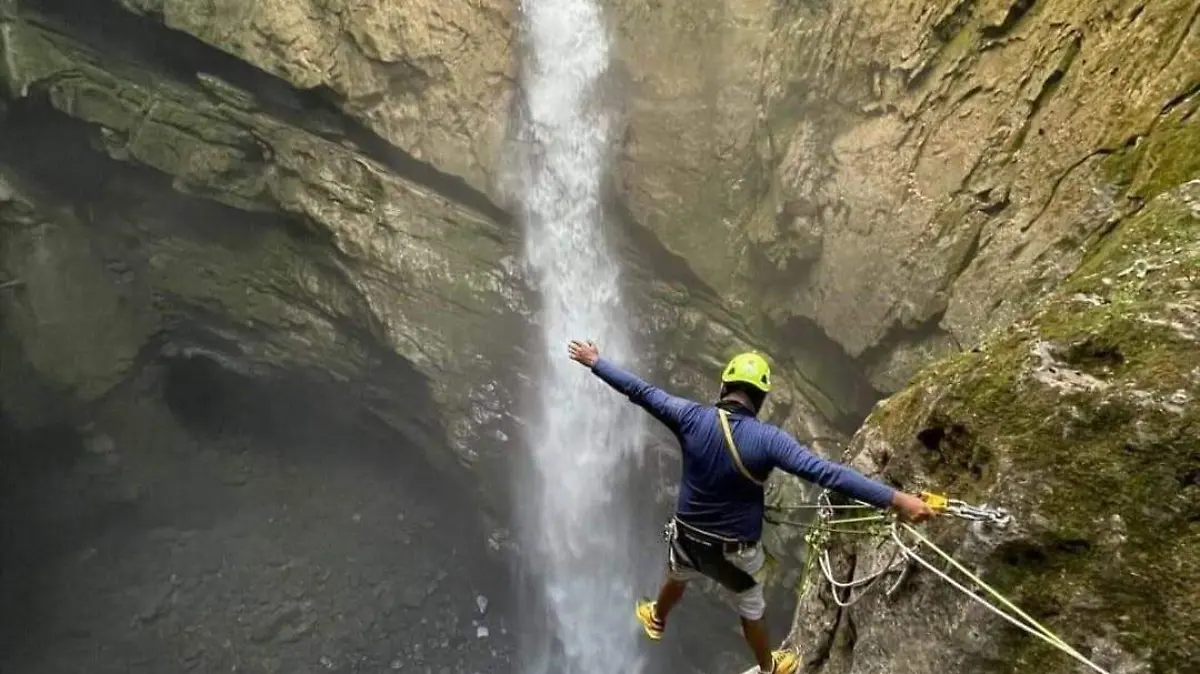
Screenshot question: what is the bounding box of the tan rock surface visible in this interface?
[118,0,517,196]
[614,0,1199,390]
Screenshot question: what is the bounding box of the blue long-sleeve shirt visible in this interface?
[591,357,896,541]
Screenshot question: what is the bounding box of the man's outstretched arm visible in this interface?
[768,433,934,522]
[567,339,697,432]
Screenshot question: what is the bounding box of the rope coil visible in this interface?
[781,489,1112,674]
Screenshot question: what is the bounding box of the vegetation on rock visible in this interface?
[785,181,1199,673]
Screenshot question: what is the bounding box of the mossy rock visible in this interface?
[804,181,1199,674]
[1102,92,1200,203]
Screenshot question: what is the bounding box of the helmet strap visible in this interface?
[718,384,762,416]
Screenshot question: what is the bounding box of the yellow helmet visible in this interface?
[720,352,772,393]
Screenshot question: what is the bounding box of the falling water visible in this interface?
[509,0,645,673]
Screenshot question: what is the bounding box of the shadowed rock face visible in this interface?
[0,3,828,671]
[0,0,860,468]
[0,0,1196,673]
[0,354,520,674]
[0,0,531,481]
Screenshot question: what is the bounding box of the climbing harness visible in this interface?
[769,489,1112,674]
[662,517,768,592]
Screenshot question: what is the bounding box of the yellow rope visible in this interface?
[897,523,1110,674]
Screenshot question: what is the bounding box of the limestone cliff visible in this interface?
[1,1,1197,671]
[777,182,1199,673]
[0,0,855,478]
[0,2,525,479]
[8,0,1191,421]
[613,0,1199,392]
[0,8,855,588]
[116,0,516,197]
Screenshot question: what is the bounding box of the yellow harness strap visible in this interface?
[716,409,764,487]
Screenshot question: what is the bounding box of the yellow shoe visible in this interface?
[634,598,664,641]
[769,649,799,674]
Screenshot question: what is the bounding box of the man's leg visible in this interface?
[654,576,688,623]
[637,545,697,641]
[730,547,797,674]
[740,619,772,672]
[734,584,774,671]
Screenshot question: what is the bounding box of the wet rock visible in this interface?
[0,13,530,475]
[249,603,303,643]
[400,583,433,609]
[277,618,313,644]
[781,183,1200,674]
[117,0,516,196]
[132,583,175,625]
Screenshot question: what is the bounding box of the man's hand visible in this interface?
[891,491,938,524]
[568,340,600,368]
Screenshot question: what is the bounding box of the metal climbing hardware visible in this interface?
[770,491,1011,528]
[919,491,1012,527]
[948,500,1012,527]
[786,489,1111,674]
[919,491,949,511]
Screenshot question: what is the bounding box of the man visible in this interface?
[566,340,935,674]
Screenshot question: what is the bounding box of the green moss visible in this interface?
[857,185,1200,673]
[942,21,977,59]
[1100,145,1141,191]
[1101,93,1200,201]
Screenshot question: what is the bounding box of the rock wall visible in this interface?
[0,0,859,496]
[0,0,527,478]
[612,0,1199,392]
[117,0,516,197]
[780,181,1199,674]
[1,1,1197,670]
[6,0,1192,425]
[0,6,840,671]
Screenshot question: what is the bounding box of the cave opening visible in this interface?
[161,353,242,435]
[0,354,518,674]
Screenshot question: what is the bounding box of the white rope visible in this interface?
[796,489,1111,674]
[891,524,1111,674]
[817,544,907,607]
[807,490,908,607]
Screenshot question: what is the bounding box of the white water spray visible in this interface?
[510,0,645,672]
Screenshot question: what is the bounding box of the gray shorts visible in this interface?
[666,523,768,620]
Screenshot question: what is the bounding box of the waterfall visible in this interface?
[509,0,646,672]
